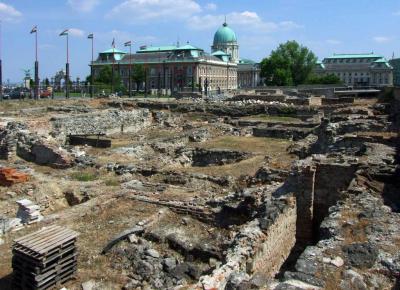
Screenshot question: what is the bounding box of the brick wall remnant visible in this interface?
[0,168,29,186]
[196,197,297,290]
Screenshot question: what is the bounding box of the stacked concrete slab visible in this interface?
[16,199,43,224]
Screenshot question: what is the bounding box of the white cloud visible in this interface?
[205,3,217,11]
[188,11,302,33]
[326,39,342,45]
[67,0,99,12]
[278,21,303,30]
[373,36,393,43]
[107,29,156,43]
[0,2,22,22]
[69,28,85,37]
[95,30,158,48]
[106,0,202,23]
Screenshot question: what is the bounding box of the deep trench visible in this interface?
[276,163,359,277]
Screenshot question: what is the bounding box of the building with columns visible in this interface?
[237,59,262,88]
[91,21,262,93]
[314,53,393,87]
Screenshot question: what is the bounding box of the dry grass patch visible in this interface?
[353,98,379,106]
[240,114,302,123]
[198,136,294,156]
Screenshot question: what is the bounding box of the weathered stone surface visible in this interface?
[177,148,250,167]
[145,248,160,258]
[253,126,313,141]
[0,122,73,168]
[81,280,96,290]
[52,109,151,137]
[339,269,368,290]
[284,271,325,287]
[188,128,210,142]
[342,243,379,268]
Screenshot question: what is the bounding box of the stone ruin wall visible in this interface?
[250,201,297,276]
[289,157,358,244]
[290,163,316,244]
[51,109,152,138]
[313,162,358,227]
[195,198,297,290]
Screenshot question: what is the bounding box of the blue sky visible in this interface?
[1,0,400,82]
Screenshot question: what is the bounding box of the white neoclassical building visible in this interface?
[314,53,393,87]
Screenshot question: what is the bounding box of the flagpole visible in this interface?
[0,21,2,101]
[111,40,115,95]
[129,42,132,98]
[34,26,39,100]
[66,32,70,99]
[90,34,94,98]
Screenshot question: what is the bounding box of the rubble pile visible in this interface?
[0,121,73,168]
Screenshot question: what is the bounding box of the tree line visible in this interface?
[260,40,341,86]
[86,64,146,93]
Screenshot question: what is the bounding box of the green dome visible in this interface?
[213,22,237,45]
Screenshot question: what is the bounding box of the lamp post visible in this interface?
[59,29,69,98]
[226,59,229,93]
[0,21,2,101]
[30,26,39,100]
[111,38,115,95]
[124,41,132,98]
[205,63,208,97]
[88,33,94,98]
[144,65,148,98]
[191,65,195,92]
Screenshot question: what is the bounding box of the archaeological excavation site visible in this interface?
[0,89,399,290]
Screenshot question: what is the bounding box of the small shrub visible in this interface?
[70,171,98,182]
[104,177,119,186]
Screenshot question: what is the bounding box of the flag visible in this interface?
[30,26,37,34]
[59,29,69,36]
[87,33,94,39]
[111,38,115,48]
[124,41,131,47]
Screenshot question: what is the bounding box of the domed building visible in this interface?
[211,22,239,63]
[92,21,267,96]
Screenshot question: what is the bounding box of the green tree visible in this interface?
[131,64,145,92]
[95,65,124,92]
[260,41,317,86]
[306,74,342,85]
[44,78,50,87]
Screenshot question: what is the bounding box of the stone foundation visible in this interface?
[51,109,151,137]
[195,198,297,289]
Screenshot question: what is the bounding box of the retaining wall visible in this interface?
[196,198,297,289]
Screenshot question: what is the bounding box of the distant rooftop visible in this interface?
[137,44,203,53]
[325,53,383,59]
[101,48,126,54]
[239,59,256,65]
